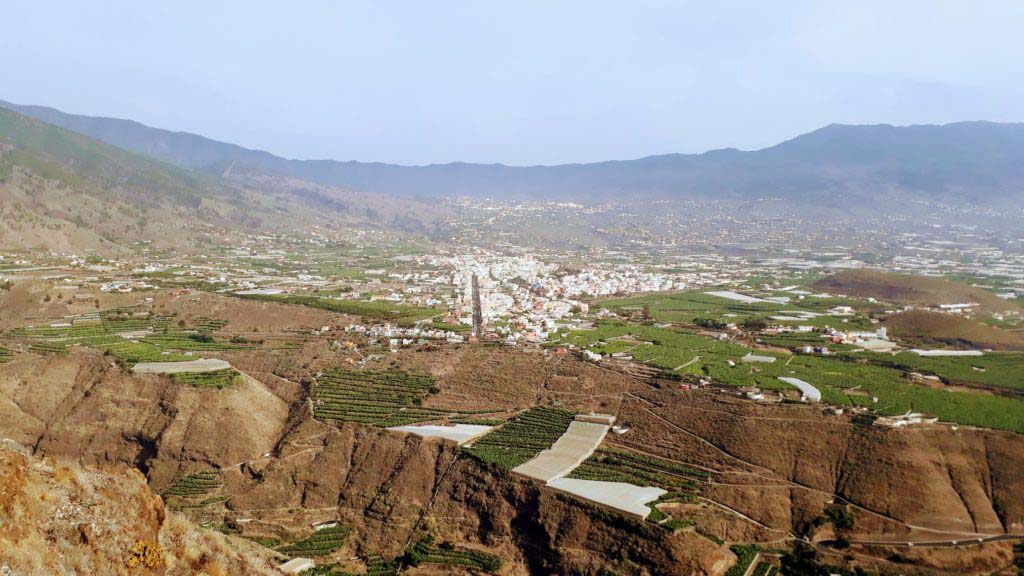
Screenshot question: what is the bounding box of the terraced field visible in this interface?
[554,322,1024,433]
[313,368,494,427]
[2,310,247,366]
[234,292,438,324]
[277,524,352,558]
[0,345,13,363]
[404,538,503,573]
[164,471,221,498]
[595,289,873,328]
[463,407,576,470]
[726,544,761,576]
[171,368,243,389]
[567,447,708,493]
[27,341,67,356]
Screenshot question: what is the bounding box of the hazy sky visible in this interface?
[2,1,1023,165]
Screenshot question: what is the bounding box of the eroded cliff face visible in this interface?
[3,350,1023,575]
[619,391,1024,540]
[0,444,278,575]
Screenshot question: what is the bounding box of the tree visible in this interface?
[741,316,768,331]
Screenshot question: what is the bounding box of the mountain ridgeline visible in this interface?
[3,99,1024,203]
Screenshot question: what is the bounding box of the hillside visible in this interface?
[883,309,1024,351]
[812,269,1017,314]
[4,100,1024,204]
[0,106,447,252]
[0,442,279,575]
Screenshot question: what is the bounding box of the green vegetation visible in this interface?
[568,447,708,492]
[0,346,13,363]
[277,525,353,558]
[2,309,247,366]
[752,561,778,576]
[103,341,193,364]
[404,538,503,573]
[423,320,471,333]
[0,105,224,209]
[595,289,872,329]
[726,544,760,576]
[234,293,438,324]
[28,341,67,356]
[464,407,575,470]
[553,321,1024,433]
[875,351,1024,391]
[364,555,399,576]
[314,368,491,427]
[165,471,221,498]
[171,368,243,389]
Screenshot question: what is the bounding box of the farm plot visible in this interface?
[567,447,707,493]
[726,544,760,576]
[463,407,576,470]
[873,351,1024,391]
[234,293,438,324]
[314,369,493,428]
[2,310,243,366]
[171,368,243,389]
[0,346,13,363]
[556,322,1024,433]
[277,524,352,558]
[28,341,67,356]
[404,538,503,574]
[164,471,221,499]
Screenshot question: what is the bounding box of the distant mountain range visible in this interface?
[3,99,1024,203]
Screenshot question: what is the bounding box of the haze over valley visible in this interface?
[2,3,1024,576]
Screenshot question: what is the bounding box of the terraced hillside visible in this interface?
[313,368,497,427]
[464,406,576,469]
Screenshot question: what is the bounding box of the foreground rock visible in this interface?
[0,443,280,575]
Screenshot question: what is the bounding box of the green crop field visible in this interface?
[277,525,352,558]
[27,341,68,356]
[404,538,503,574]
[234,293,438,324]
[871,352,1024,391]
[364,555,399,576]
[726,544,760,576]
[553,322,1024,433]
[171,368,243,389]
[313,368,493,427]
[463,406,575,470]
[567,447,708,492]
[1,309,247,366]
[594,289,873,329]
[0,346,12,363]
[165,471,221,498]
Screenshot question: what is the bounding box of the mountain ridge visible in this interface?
[4,99,1024,202]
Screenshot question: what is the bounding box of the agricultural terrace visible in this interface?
[27,341,67,356]
[364,556,399,576]
[594,289,874,329]
[233,292,438,324]
[752,562,779,576]
[872,351,1024,391]
[404,538,503,574]
[1,309,249,366]
[164,471,221,499]
[726,545,761,576]
[464,407,576,470]
[171,368,243,389]
[567,447,708,493]
[552,322,1024,433]
[0,345,12,363]
[313,368,497,428]
[276,524,352,558]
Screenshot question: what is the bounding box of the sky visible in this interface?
[2,1,1023,165]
